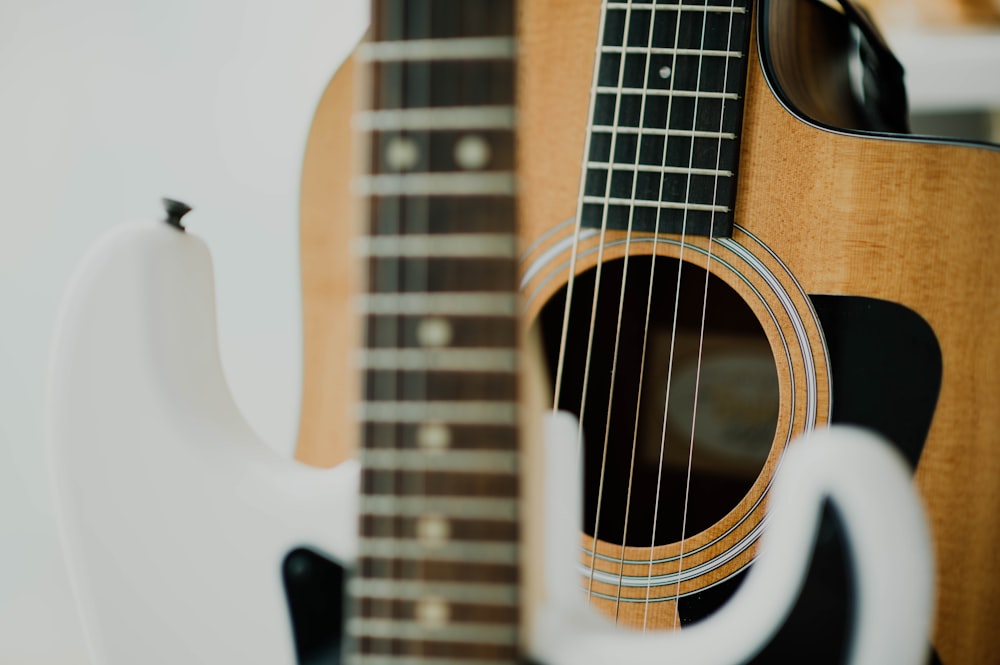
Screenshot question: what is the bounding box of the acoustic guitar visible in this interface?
[297,1,1000,663]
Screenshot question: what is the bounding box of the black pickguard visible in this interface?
[283,548,347,665]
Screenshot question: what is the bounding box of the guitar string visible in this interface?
[550,7,614,610]
[604,0,689,627]
[640,1,698,630]
[669,0,742,627]
[580,0,642,603]
[601,0,667,623]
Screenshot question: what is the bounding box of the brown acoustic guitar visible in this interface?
[296,1,1000,663]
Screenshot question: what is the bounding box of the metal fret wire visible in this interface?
[607,2,746,11]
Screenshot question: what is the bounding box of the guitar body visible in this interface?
[517,3,1000,662]
[48,220,358,665]
[298,0,999,662]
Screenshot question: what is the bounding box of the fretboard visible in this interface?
[581,0,753,238]
[350,1,520,662]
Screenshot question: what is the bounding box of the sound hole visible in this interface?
[540,255,778,546]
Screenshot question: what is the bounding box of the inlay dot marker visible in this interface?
[454,134,492,170]
[418,423,451,451]
[416,598,451,628]
[417,317,453,347]
[417,515,450,546]
[659,66,672,80]
[385,136,419,171]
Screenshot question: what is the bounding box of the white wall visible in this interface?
[0,1,366,661]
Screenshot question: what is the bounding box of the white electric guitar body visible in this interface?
[47,216,358,665]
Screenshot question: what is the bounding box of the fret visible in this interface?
[595,55,743,95]
[347,653,520,665]
[372,131,512,175]
[594,86,739,100]
[652,95,740,133]
[358,107,515,132]
[587,161,732,177]
[584,169,734,207]
[361,470,517,499]
[362,424,518,451]
[365,371,516,402]
[353,637,516,662]
[639,0,746,4]
[365,317,516,350]
[360,558,518,585]
[369,196,516,236]
[590,126,736,140]
[361,496,518,520]
[359,400,517,425]
[357,234,516,259]
[603,5,748,52]
[593,90,741,134]
[358,539,518,564]
[587,99,741,141]
[348,636,521,665]
[349,618,517,645]
[352,579,516,605]
[357,598,516,625]
[581,195,728,214]
[358,294,517,316]
[360,349,517,373]
[367,257,516,294]
[607,2,746,12]
[373,0,515,41]
[358,173,514,197]
[360,449,518,473]
[600,45,743,59]
[373,61,515,110]
[581,203,730,236]
[361,515,517,542]
[360,37,515,62]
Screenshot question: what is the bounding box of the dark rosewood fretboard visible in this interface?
[350,0,520,662]
[582,0,753,237]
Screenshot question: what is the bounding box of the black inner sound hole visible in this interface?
[539,255,778,546]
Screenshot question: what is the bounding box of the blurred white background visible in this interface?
[0,1,365,661]
[0,1,997,663]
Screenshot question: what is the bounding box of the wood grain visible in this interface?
[296,52,362,468]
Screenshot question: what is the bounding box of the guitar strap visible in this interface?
[834,0,911,133]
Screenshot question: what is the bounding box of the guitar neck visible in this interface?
[581,0,753,238]
[350,0,521,661]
